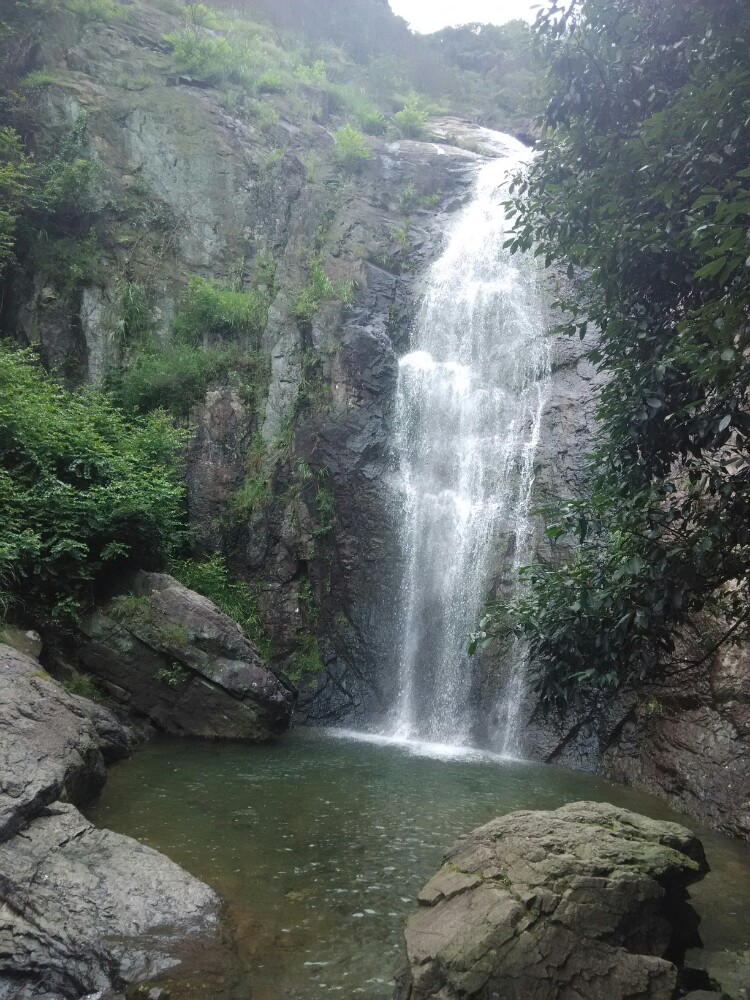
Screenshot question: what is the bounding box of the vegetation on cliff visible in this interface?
[0,346,184,622]
[474,0,750,707]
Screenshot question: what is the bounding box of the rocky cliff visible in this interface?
[2,0,482,713]
[3,0,747,846]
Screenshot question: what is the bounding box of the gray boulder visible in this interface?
[0,802,218,1000]
[75,571,296,740]
[0,644,133,841]
[0,644,220,1000]
[396,801,708,1000]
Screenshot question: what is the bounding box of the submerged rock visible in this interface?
[395,801,708,1000]
[0,644,219,1000]
[73,571,296,740]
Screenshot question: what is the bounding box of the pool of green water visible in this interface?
[88,728,750,999]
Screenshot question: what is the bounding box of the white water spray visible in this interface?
[391,131,550,752]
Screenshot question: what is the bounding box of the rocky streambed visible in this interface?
[0,644,219,999]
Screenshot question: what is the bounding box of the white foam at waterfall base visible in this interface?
[389,129,551,753]
[327,727,527,764]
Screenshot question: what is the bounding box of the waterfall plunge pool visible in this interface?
[88,727,750,999]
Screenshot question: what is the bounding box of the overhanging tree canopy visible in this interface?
[473,0,750,708]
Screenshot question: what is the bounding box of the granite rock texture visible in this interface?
[396,801,709,1000]
[73,571,296,740]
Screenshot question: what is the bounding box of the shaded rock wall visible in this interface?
[522,642,750,842]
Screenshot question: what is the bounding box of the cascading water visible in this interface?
[391,130,550,752]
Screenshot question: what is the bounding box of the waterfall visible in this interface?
[391,131,550,752]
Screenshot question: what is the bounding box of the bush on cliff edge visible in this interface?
[0,345,185,622]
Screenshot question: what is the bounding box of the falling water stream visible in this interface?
[392,130,549,751]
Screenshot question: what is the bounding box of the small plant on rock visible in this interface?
[332,124,372,171]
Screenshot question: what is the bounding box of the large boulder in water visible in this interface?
[395,801,709,1000]
[0,802,219,999]
[72,571,296,740]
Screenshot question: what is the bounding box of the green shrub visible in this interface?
[165,31,241,84]
[20,70,59,89]
[0,346,185,620]
[289,632,325,683]
[294,61,328,86]
[62,672,103,700]
[110,593,151,621]
[171,554,272,655]
[0,128,33,276]
[185,2,220,29]
[332,123,372,170]
[172,276,267,342]
[360,109,387,135]
[231,474,271,517]
[63,0,128,22]
[113,343,240,416]
[20,112,103,306]
[315,483,334,535]
[393,100,428,138]
[115,282,152,345]
[156,661,190,687]
[247,98,280,129]
[292,259,353,323]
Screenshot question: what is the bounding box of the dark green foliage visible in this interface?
[116,282,153,345]
[164,30,240,84]
[392,100,428,139]
[0,107,101,309]
[61,671,103,700]
[478,0,750,709]
[314,478,334,536]
[429,20,543,128]
[0,346,185,620]
[292,258,352,323]
[332,123,371,170]
[172,275,268,343]
[0,127,33,275]
[231,473,271,517]
[114,276,269,415]
[171,554,272,656]
[112,343,243,416]
[289,632,324,683]
[6,110,104,310]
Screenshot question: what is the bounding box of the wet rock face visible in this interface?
[395,801,708,1000]
[598,642,750,842]
[0,644,219,1000]
[72,571,296,740]
[521,642,750,843]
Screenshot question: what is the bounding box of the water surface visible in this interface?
[89,728,750,998]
